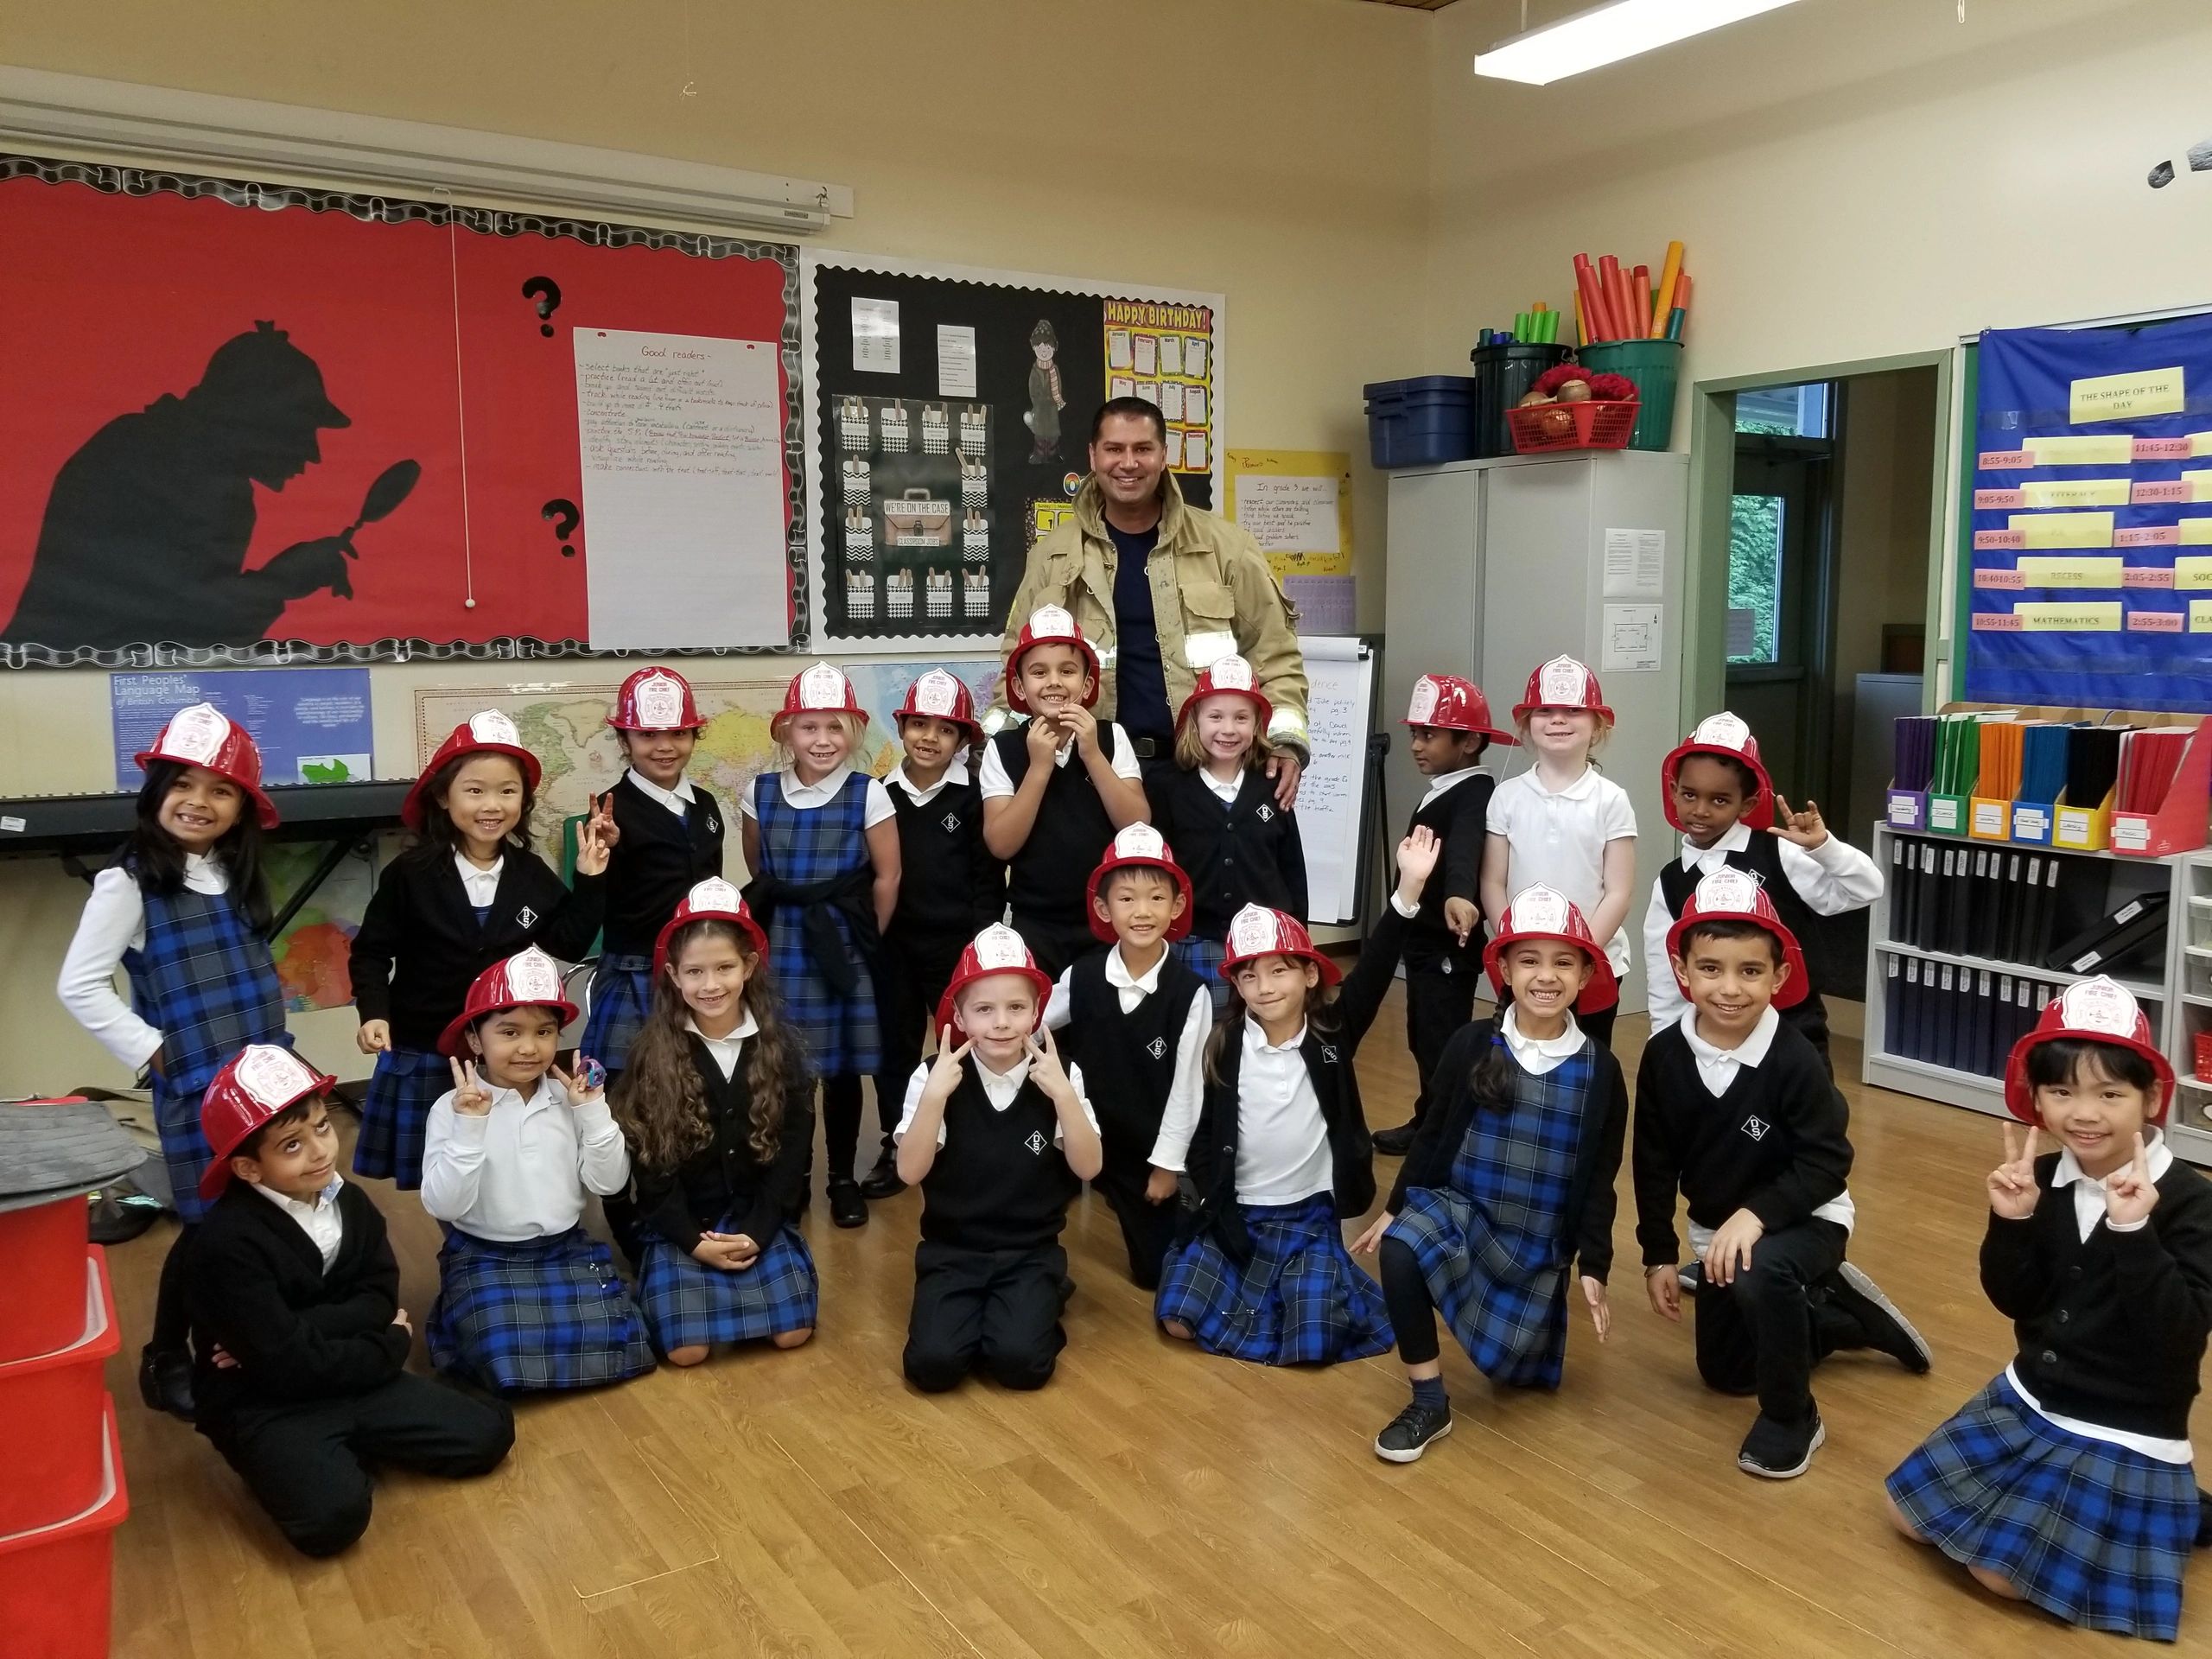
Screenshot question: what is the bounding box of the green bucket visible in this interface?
[1575,338,1682,451]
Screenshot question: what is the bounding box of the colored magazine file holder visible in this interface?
[2112,721,2212,857]
[2050,785,2113,854]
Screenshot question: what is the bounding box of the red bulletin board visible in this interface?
[0,156,801,666]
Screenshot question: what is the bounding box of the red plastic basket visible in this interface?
[0,1397,127,1659]
[1506,397,1639,454]
[0,1251,117,1537]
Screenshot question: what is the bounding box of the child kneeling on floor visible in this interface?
[1885,977,2212,1643]
[896,925,1103,1392]
[1353,884,1630,1463]
[186,1046,513,1557]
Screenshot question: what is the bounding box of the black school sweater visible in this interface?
[1185,904,1409,1259]
[885,771,1003,944]
[1631,1014,1853,1268]
[1151,766,1306,938]
[186,1179,410,1431]
[1984,1150,2212,1439]
[919,1061,1081,1252]
[992,725,1125,926]
[1403,771,1491,969]
[1060,946,1207,1160]
[626,1036,813,1252]
[350,846,605,1052]
[601,774,727,958]
[1386,1018,1630,1283]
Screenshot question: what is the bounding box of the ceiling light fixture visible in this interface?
[1474,0,1807,86]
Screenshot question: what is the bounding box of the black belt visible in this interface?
[1130,735,1167,760]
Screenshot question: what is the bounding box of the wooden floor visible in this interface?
[103,988,2212,1657]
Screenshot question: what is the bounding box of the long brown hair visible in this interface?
[1202,964,1342,1088]
[613,919,797,1169]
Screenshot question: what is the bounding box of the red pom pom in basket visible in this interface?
[1507,398,1639,454]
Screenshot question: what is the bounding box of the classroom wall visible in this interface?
[0,0,1433,1096]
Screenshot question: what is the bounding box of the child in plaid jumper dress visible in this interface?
[614,880,818,1365]
[741,664,900,1229]
[1353,886,1630,1464]
[1885,978,2212,1642]
[58,702,288,1421]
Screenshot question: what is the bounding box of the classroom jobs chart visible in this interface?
[1968,313,2212,713]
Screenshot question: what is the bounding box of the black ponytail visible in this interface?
[1465,1021,1521,1112]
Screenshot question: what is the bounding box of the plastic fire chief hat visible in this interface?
[2003,975,2175,1125]
[439,946,579,1057]
[1662,712,1776,833]
[1084,823,1195,943]
[403,710,543,831]
[1220,903,1340,986]
[1402,673,1518,746]
[772,663,869,740]
[134,702,279,828]
[1176,653,1273,734]
[1663,868,1809,1008]
[1004,604,1102,714]
[1512,655,1614,725]
[936,924,1055,1035]
[893,669,983,743]
[652,876,769,976]
[1482,884,1619,1013]
[198,1043,336,1199]
[608,668,703,733]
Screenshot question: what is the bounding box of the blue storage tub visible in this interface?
[1362,376,1478,469]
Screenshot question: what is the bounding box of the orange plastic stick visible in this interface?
[1650,240,1685,336]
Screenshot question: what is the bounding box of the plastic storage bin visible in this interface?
[1362,376,1478,469]
[1573,339,1682,451]
[0,1250,116,1537]
[0,1398,127,1659]
[1468,341,1570,457]
[0,1198,92,1365]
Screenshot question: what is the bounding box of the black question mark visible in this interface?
[541,499,581,556]
[522,276,562,337]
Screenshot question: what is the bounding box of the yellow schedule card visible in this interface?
[2018,556,2124,588]
[2185,468,2212,504]
[2024,435,2134,465]
[2011,512,2115,549]
[2015,603,2123,631]
[2194,601,2212,632]
[2069,366,2185,423]
[2021,478,2131,508]
[2178,557,2212,589]
[2183,519,2212,545]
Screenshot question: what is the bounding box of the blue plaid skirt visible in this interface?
[638,1219,819,1353]
[1886,1371,2197,1642]
[1175,937,1231,1014]
[1155,1195,1394,1366]
[152,1072,219,1224]
[1388,1183,1569,1389]
[353,1046,448,1189]
[581,955,654,1073]
[426,1225,655,1394]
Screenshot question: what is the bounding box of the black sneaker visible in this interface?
[1827,1262,1933,1374]
[1372,1122,1419,1157]
[858,1148,906,1200]
[828,1179,868,1229]
[1373,1400,1453,1463]
[138,1344,194,1421]
[1738,1412,1825,1479]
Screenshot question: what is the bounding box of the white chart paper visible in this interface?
[851,297,900,373]
[936,324,977,397]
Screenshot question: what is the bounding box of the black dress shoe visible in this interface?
[139,1344,194,1421]
[828,1179,868,1229]
[1372,1122,1419,1157]
[858,1149,906,1200]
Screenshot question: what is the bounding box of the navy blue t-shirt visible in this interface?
[1106,520,1173,743]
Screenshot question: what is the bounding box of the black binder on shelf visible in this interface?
[1997,851,2024,963]
[2026,855,2063,963]
[2044,891,2171,978]
[1890,836,1914,944]
[1882,954,1903,1056]
[1948,848,1974,957]
[1934,963,1957,1070]
[1898,956,1923,1060]
[1969,969,1993,1077]
[1978,849,2005,960]
[1994,973,2016,1077]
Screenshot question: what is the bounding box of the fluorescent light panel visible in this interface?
[1474,0,1806,86]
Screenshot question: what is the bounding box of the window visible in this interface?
[1734,381,1830,438]
[1727,493,1784,664]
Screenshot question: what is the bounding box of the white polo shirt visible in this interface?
[1487,764,1637,972]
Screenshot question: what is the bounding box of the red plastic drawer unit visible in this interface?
[0,1198,92,1364]
[0,1250,118,1537]
[0,1397,128,1659]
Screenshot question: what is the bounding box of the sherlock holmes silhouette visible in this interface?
[4,322,383,651]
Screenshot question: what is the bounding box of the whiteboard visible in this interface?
[1298,636,1378,925]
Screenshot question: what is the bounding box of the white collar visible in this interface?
[789,764,854,794]
[1528,763,1598,800]
[454,850,503,883]
[890,754,969,797]
[2051,1127,2173,1191]
[1421,764,1487,800]
[1682,821,1753,864]
[626,766,696,810]
[1106,945,1169,995]
[251,1174,342,1216]
[974,1052,1033,1088]
[1683,1004,1780,1069]
[1503,1005,1583,1063]
[183,849,216,875]
[1247,1020,1308,1057]
[685,1007,760,1046]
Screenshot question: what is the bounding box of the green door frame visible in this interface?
[1683,350,1956,726]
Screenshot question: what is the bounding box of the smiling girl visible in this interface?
[350,711,612,1190]
[60,702,288,1420]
